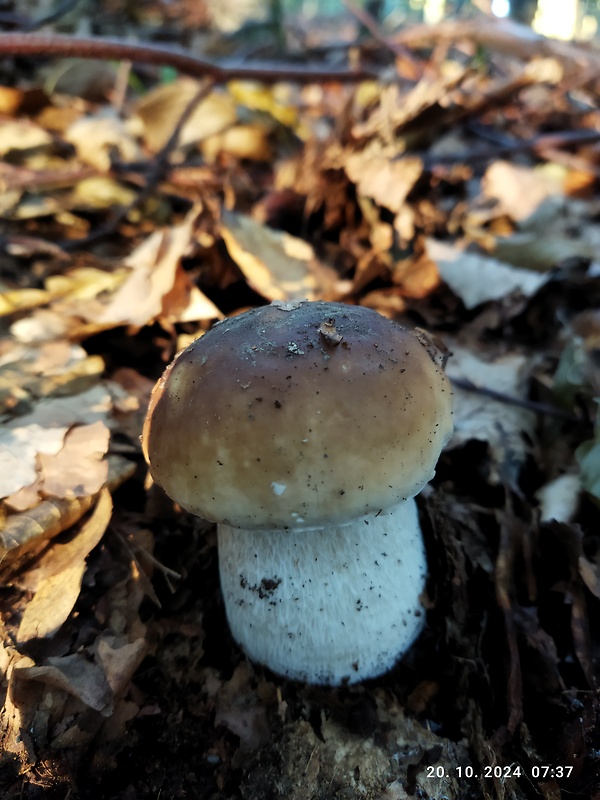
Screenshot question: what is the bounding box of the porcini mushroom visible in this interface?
[142,300,452,685]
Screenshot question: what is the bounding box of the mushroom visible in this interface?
[142,300,453,685]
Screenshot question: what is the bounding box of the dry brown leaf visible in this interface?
[0,645,37,769]
[215,662,273,751]
[344,147,423,214]
[100,207,222,328]
[39,420,110,501]
[0,339,104,416]
[392,253,441,299]
[7,384,113,431]
[445,345,536,481]
[15,654,114,715]
[0,85,25,115]
[0,455,135,577]
[350,74,468,141]
[221,210,344,301]
[202,123,273,162]
[0,424,66,500]
[95,634,147,697]
[482,161,565,222]
[64,111,142,171]
[69,176,138,211]
[16,489,113,643]
[135,79,237,152]
[579,555,600,600]
[0,287,50,317]
[426,239,548,309]
[0,118,53,156]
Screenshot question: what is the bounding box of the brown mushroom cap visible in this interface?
[142,300,453,530]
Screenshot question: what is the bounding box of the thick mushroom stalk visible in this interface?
[218,500,426,685]
[142,300,453,685]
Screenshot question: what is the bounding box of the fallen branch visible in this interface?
[0,32,377,84]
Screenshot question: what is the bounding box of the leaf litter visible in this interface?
[0,5,599,800]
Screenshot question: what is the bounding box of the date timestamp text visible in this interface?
[427,765,574,780]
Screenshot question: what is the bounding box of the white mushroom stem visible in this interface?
[217,498,427,686]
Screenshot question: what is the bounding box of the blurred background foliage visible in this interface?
[200,0,600,40]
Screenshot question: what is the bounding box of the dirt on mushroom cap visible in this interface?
[142,300,453,530]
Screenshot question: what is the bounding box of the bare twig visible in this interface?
[0,32,376,84]
[451,377,585,424]
[422,127,600,169]
[61,79,216,250]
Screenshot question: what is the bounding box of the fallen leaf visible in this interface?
[64,111,142,171]
[536,474,581,523]
[221,210,343,300]
[0,287,50,317]
[0,118,53,155]
[0,425,66,499]
[426,239,549,309]
[69,176,138,211]
[482,161,565,222]
[95,634,147,697]
[39,420,110,500]
[16,489,113,643]
[446,345,536,481]
[7,384,113,430]
[0,455,135,577]
[135,79,237,152]
[15,654,113,715]
[345,146,423,214]
[100,207,222,328]
[201,123,273,162]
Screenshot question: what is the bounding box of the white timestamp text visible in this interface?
[427,764,574,779]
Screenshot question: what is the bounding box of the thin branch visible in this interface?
[0,32,376,84]
[451,376,585,424]
[423,128,600,168]
[61,79,216,250]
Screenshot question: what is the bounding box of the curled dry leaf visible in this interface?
[220,209,345,301]
[100,206,222,328]
[95,634,148,700]
[15,654,114,715]
[16,489,113,643]
[0,455,135,579]
[344,146,423,214]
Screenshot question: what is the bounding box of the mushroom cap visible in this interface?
[142,300,452,530]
